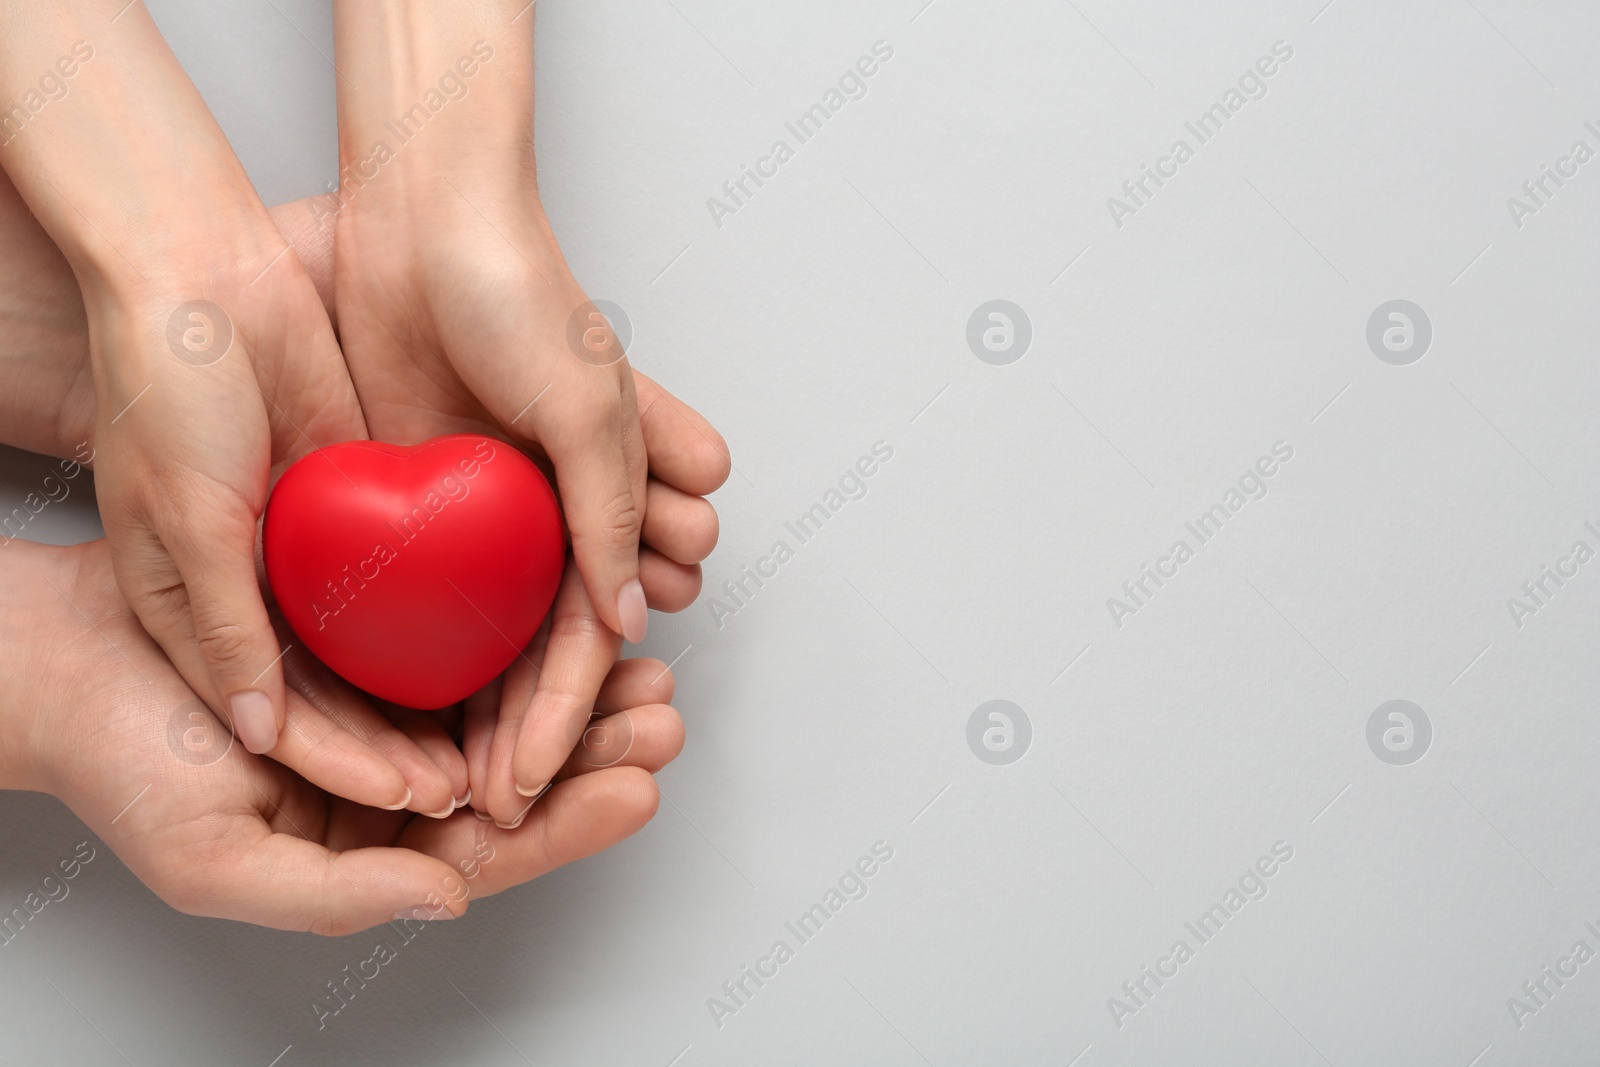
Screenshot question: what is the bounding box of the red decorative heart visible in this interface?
[263,434,564,709]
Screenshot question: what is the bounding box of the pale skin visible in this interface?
[0,163,727,828]
[0,11,714,917]
[327,0,729,813]
[0,536,683,933]
[0,2,727,827]
[330,0,659,657]
[0,0,372,759]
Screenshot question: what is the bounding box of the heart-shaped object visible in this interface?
[263,434,563,709]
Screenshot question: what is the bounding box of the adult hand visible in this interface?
[0,538,682,933]
[0,2,363,756]
[329,0,730,648]
[0,168,729,601]
[0,139,725,820]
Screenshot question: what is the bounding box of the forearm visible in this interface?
[0,185,334,461]
[331,0,536,210]
[0,1,280,302]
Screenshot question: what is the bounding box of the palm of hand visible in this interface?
[333,212,582,446]
[15,540,669,933]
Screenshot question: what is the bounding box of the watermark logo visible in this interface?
[0,40,94,150]
[706,441,894,630]
[1105,41,1294,229]
[0,841,96,948]
[566,299,631,367]
[0,441,94,545]
[966,700,1031,765]
[166,300,233,366]
[1506,121,1600,230]
[1107,441,1295,629]
[1506,521,1600,629]
[706,841,893,1030]
[966,300,1031,365]
[1108,840,1294,1029]
[308,41,496,229]
[705,41,895,229]
[576,709,635,769]
[1366,300,1431,366]
[312,833,495,1029]
[166,698,234,767]
[1366,699,1431,765]
[1506,919,1600,1031]
[309,438,499,631]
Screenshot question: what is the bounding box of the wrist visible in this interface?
[0,2,283,299]
[70,202,288,313]
[71,243,280,417]
[0,192,338,464]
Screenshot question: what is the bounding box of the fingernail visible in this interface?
[453,788,472,809]
[393,906,454,922]
[494,801,536,830]
[473,808,494,822]
[424,801,455,819]
[617,579,648,644]
[514,779,549,799]
[380,788,413,812]
[230,689,278,754]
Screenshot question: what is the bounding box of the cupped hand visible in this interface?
[0,169,726,818]
[324,2,729,642]
[333,180,665,643]
[0,169,730,600]
[0,3,375,769]
[87,242,361,761]
[3,538,681,933]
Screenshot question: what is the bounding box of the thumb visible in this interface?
[189,831,468,934]
[539,398,648,645]
[163,507,287,756]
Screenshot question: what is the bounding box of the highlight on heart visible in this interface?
[293,436,504,631]
[264,434,567,710]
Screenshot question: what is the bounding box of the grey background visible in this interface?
[2,0,1598,1063]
